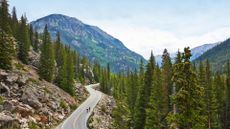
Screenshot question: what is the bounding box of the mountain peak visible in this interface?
[31,14,146,72]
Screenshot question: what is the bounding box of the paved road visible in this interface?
[56,83,102,129]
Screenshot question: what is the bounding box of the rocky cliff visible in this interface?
[88,93,115,129]
[0,59,88,129]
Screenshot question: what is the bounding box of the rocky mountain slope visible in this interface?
[31,14,146,72]
[0,59,88,129]
[194,38,230,72]
[88,93,115,129]
[155,43,218,65]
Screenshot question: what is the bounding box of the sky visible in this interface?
[9,0,230,59]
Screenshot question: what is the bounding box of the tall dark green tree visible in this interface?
[17,16,30,64]
[39,25,55,82]
[33,31,39,52]
[161,48,173,121]
[167,47,207,129]
[134,59,146,129]
[0,0,11,33]
[10,6,18,37]
[224,61,230,129]
[144,51,155,103]
[29,25,34,47]
[0,30,14,70]
[127,69,138,127]
[145,65,163,129]
[65,48,75,95]
[54,32,63,68]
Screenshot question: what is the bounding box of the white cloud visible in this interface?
[77,17,230,59]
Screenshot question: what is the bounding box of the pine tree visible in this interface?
[59,49,67,90]
[214,72,225,128]
[127,69,138,127]
[29,25,34,47]
[33,31,39,52]
[0,30,15,70]
[204,60,213,129]
[144,51,155,103]
[224,61,230,129]
[145,65,163,129]
[0,0,11,34]
[161,48,173,122]
[65,47,75,95]
[175,50,182,64]
[18,16,30,64]
[134,59,146,129]
[167,47,207,129]
[11,6,18,37]
[39,25,55,82]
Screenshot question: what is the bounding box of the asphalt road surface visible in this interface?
[56,83,102,129]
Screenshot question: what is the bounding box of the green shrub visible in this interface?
[0,96,5,105]
[28,122,41,129]
[60,100,68,110]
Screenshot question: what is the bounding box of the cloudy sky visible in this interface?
[9,0,230,59]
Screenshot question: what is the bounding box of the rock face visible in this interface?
[88,94,115,129]
[0,62,88,129]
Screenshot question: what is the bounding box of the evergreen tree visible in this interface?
[54,32,63,68]
[167,47,207,129]
[134,59,146,129]
[224,61,230,129]
[18,15,30,64]
[93,62,101,82]
[39,25,55,82]
[161,48,173,122]
[214,72,225,128]
[11,6,18,37]
[65,48,75,95]
[0,0,11,33]
[0,30,14,70]
[175,50,182,64]
[33,31,39,52]
[204,60,213,129]
[144,51,155,103]
[29,25,34,47]
[145,65,163,129]
[127,69,138,127]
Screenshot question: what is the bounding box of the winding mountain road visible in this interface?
[56,83,102,129]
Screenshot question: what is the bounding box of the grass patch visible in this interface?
[101,104,106,113]
[69,104,78,111]
[15,63,26,71]
[28,122,41,129]
[0,96,5,105]
[43,87,51,94]
[60,100,68,110]
[28,78,39,85]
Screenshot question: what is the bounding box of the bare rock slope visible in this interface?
[88,93,115,129]
[0,60,88,129]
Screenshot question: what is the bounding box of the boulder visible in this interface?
[0,82,10,96]
[0,113,20,129]
[3,101,15,111]
[0,70,8,80]
[6,73,18,84]
[15,105,34,118]
[39,115,48,124]
[17,75,28,86]
[21,87,42,109]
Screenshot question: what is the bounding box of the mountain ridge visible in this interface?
[155,42,218,65]
[31,14,146,72]
[194,38,230,72]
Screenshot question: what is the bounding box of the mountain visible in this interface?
[155,43,218,65]
[31,14,145,72]
[194,38,230,72]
